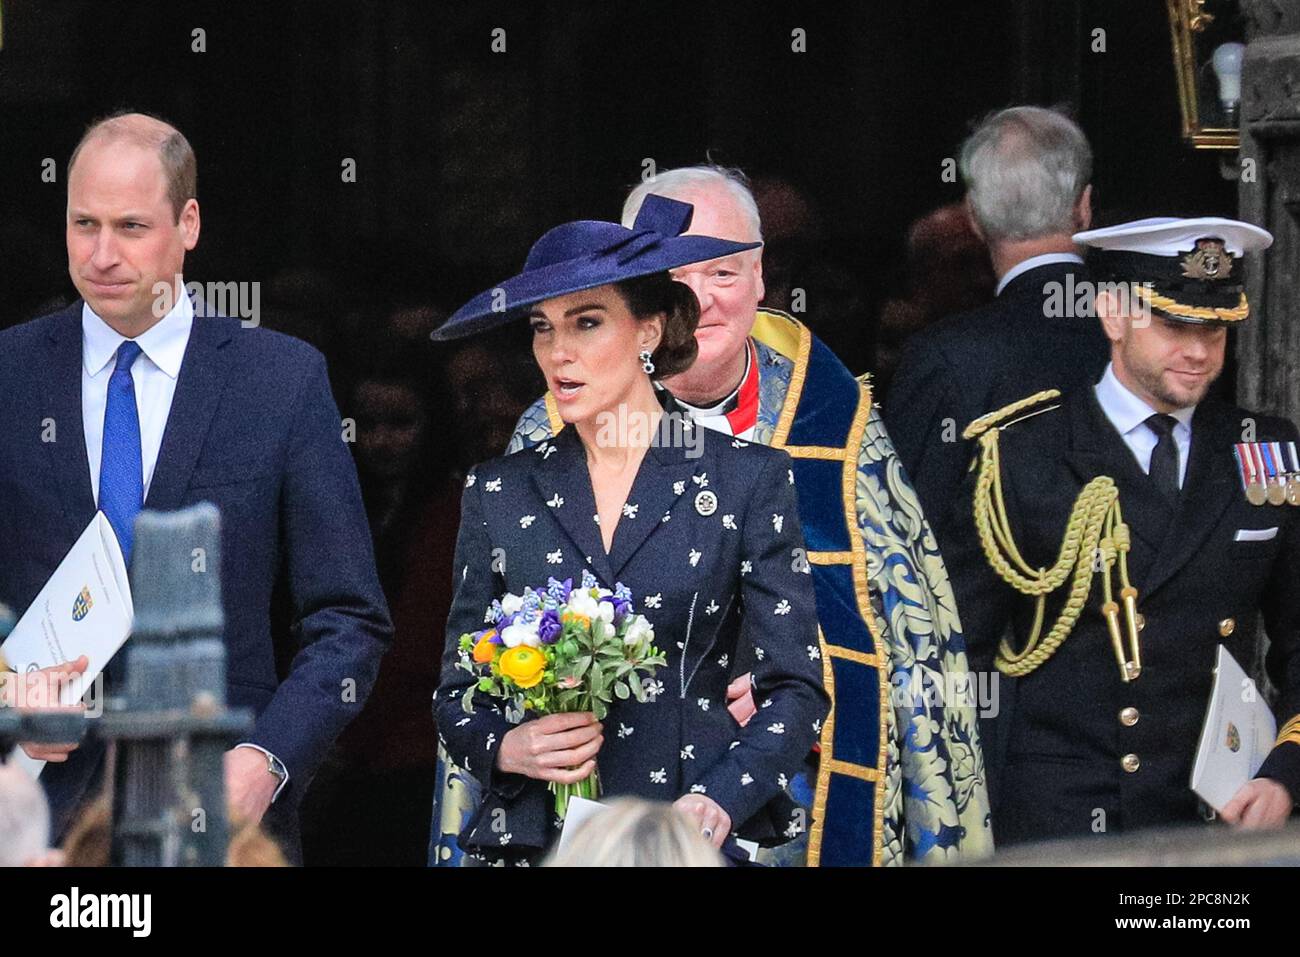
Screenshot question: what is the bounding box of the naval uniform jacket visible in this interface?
[946,386,1300,845]
[433,417,830,861]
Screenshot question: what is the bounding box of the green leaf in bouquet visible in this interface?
[613,680,630,700]
[593,699,608,721]
[626,671,642,698]
[477,678,494,692]
[573,654,592,677]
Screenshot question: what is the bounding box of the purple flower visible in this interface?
[612,597,633,624]
[537,609,562,645]
[547,577,573,603]
[474,627,503,645]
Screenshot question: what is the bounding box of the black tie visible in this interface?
[1145,413,1180,502]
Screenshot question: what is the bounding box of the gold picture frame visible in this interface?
[1167,0,1242,150]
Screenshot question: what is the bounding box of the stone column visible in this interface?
[1238,2,1300,423]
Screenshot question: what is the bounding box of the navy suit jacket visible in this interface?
[885,261,1110,548]
[0,301,392,841]
[435,420,830,862]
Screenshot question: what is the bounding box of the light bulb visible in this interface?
[1212,42,1245,112]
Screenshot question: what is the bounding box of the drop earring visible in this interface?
[639,349,655,375]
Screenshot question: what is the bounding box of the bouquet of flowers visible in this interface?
[454,571,667,818]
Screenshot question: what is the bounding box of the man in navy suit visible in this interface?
[887,106,1110,548]
[0,112,391,853]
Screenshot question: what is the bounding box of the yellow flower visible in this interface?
[563,611,591,630]
[473,631,499,663]
[500,646,546,688]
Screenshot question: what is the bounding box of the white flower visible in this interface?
[501,593,524,616]
[680,744,696,760]
[767,723,786,735]
[775,599,792,616]
[501,620,541,648]
[722,514,737,530]
[693,472,709,487]
[644,593,662,609]
[778,772,789,789]
[567,588,613,624]
[690,784,707,794]
[772,513,784,533]
[499,833,512,845]
[689,548,702,567]
[697,697,711,712]
[546,549,563,565]
[661,512,671,523]
[622,502,639,519]
[784,820,802,839]
[547,493,564,508]
[673,480,686,496]
[717,653,729,668]
[740,560,752,576]
[485,732,497,750]
[455,717,471,727]
[704,600,719,615]
[592,513,600,524]
[807,644,821,661]
[813,718,822,734]
[761,697,773,709]
[650,768,667,785]
[540,443,556,460]
[622,615,654,647]
[645,679,665,700]
[484,478,502,492]
[618,723,634,739]
[519,515,535,529]
[731,438,748,448]
[754,646,765,661]
[787,468,795,485]
[465,473,477,488]
[741,772,754,786]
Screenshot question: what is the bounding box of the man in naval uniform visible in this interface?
[946,217,1300,846]
[431,166,992,867]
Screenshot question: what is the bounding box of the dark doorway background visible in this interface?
[1,0,1235,377]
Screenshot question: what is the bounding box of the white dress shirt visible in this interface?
[1093,363,1195,487]
[995,252,1084,296]
[81,293,287,801]
[82,294,193,504]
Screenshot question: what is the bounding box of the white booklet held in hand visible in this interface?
[1,512,134,779]
[1191,644,1277,812]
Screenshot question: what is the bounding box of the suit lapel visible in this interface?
[529,428,614,584]
[144,317,237,511]
[41,307,96,537]
[1064,389,1172,562]
[606,436,694,579]
[1142,401,1237,597]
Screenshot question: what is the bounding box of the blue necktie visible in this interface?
[99,340,144,564]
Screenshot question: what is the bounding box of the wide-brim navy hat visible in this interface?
[430,195,761,341]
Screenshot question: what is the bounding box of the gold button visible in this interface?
[1219,618,1235,637]
[1121,753,1141,773]
[1120,707,1140,727]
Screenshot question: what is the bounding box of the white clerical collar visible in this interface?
[82,288,194,379]
[661,340,754,417]
[996,252,1084,296]
[1093,362,1195,440]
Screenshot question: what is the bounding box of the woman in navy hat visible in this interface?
[430,196,829,865]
